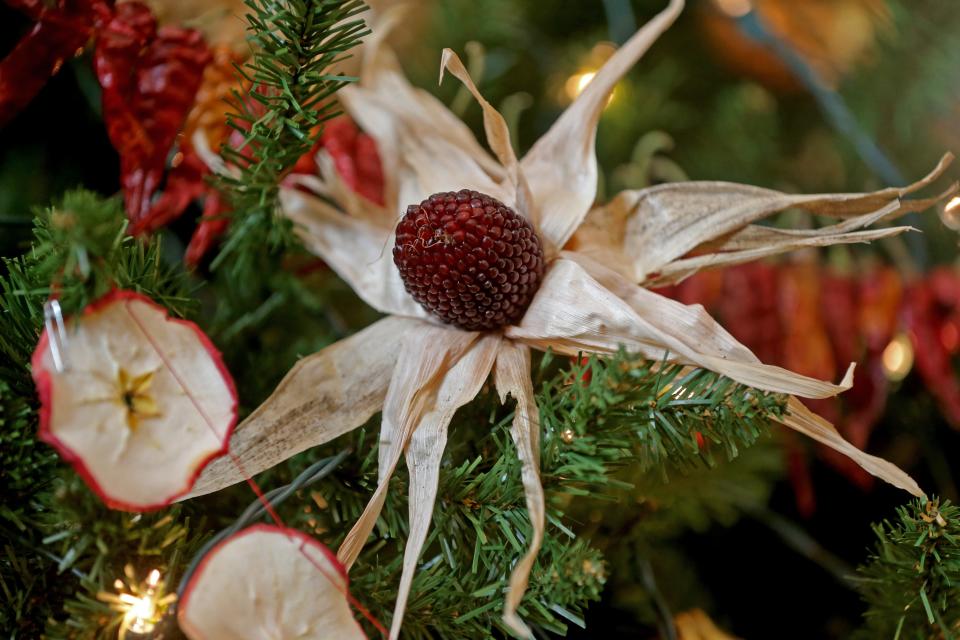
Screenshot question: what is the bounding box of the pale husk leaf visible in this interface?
[187,316,418,498]
[280,186,431,320]
[178,525,365,640]
[337,323,478,569]
[571,154,956,284]
[351,14,504,181]
[290,151,395,228]
[390,334,501,639]
[716,189,955,253]
[651,227,913,285]
[651,188,959,285]
[494,341,544,639]
[394,128,516,212]
[439,49,533,221]
[777,397,922,496]
[339,28,507,215]
[521,0,684,250]
[341,82,512,213]
[507,257,853,398]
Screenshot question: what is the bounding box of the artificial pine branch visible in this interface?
[211,0,369,274]
[854,498,960,639]
[40,475,209,640]
[0,190,191,386]
[201,0,372,408]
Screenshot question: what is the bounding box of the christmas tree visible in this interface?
[2,0,960,638]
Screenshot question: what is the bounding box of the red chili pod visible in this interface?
[858,266,902,352]
[719,263,782,365]
[778,262,837,383]
[304,116,389,206]
[128,150,209,236]
[904,276,960,429]
[0,0,105,126]
[819,270,860,369]
[95,2,210,223]
[185,191,230,268]
[672,268,725,310]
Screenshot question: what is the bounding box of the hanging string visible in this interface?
[176,452,351,593]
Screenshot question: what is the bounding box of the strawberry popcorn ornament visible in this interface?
[32,290,236,511]
[189,0,955,636]
[178,525,366,640]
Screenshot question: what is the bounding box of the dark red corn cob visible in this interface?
[393,189,545,331]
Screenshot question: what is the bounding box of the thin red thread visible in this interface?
[121,300,387,636]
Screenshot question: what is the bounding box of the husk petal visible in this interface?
[509,256,921,493]
[337,322,479,569]
[290,150,395,228]
[439,49,533,221]
[187,316,419,498]
[571,154,956,284]
[339,28,508,215]
[390,334,501,639]
[778,398,922,496]
[507,257,852,398]
[521,0,684,250]
[280,186,430,320]
[494,341,544,639]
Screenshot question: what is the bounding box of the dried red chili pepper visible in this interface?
[670,268,725,310]
[314,116,386,206]
[720,262,782,364]
[859,267,902,351]
[779,262,837,382]
[6,0,46,19]
[185,190,230,268]
[785,438,816,517]
[0,0,106,127]
[94,1,210,224]
[128,150,206,235]
[125,148,230,267]
[905,271,960,428]
[819,271,859,369]
[181,45,245,153]
[836,266,901,451]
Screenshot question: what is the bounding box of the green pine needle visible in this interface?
[854,498,960,640]
[211,0,370,274]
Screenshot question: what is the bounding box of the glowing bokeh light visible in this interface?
[566,71,596,99]
[882,333,914,381]
[715,0,752,17]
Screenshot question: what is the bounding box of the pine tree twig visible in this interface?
[853,497,960,639]
[211,0,370,274]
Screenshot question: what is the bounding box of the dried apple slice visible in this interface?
[178,524,367,639]
[31,290,237,511]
